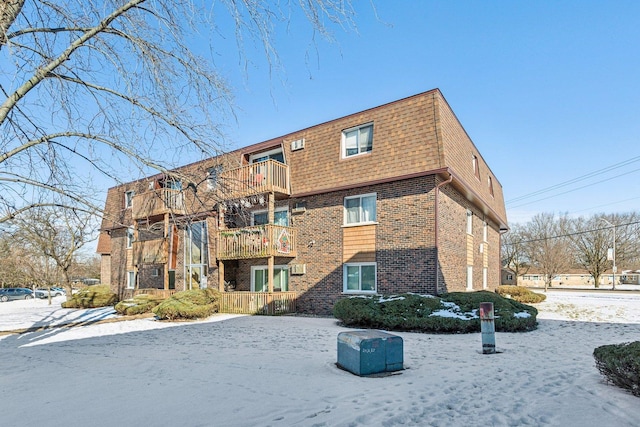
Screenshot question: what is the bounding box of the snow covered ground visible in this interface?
[1,291,640,426]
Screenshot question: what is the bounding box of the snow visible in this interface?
[2,291,640,426]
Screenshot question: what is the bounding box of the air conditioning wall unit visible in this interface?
[290,264,306,275]
[291,138,305,151]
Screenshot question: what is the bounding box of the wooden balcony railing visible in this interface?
[218,291,297,315]
[219,159,290,199]
[132,238,168,264]
[132,189,185,219]
[217,224,297,260]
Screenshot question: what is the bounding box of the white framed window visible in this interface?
[206,165,223,190]
[488,176,494,197]
[151,268,161,277]
[251,265,289,292]
[124,191,134,209]
[249,147,285,164]
[483,267,488,289]
[344,193,377,225]
[344,263,377,293]
[126,227,134,248]
[466,210,473,235]
[252,207,289,226]
[483,221,488,242]
[466,266,473,290]
[127,271,135,289]
[342,123,373,158]
[472,155,480,179]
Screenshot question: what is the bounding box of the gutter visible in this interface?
[434,170,453,295]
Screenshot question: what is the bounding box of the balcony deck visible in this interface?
[217,224,297,260]
[132,189,185,219]
[132,238,168,264]
[219,160,290,199]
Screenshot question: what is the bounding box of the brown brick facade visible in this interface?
[99,89,508,314]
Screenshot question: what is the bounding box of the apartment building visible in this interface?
[97,89,508,314]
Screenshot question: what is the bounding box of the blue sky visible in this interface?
[203,0,640,225]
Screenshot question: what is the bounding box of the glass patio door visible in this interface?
[252,266,289,292]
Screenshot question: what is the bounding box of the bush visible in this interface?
[333,291,538,333]
[61,285,118,308]
[152,288,221,320]
[496,285,546,304]
[115,294,164,316]
[594,342,640,397]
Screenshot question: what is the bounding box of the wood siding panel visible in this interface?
[343,224,376,263]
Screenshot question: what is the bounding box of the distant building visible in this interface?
[97,89,508,314]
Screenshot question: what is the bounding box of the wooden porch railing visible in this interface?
[132,189,185,219]
[217,224,297,260]
[218,291,296,315]
[219,159,290,199]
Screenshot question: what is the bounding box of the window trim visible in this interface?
[472,155,480,180]
[343,193,377,226]
[341,123,373,159]
[343,262,377,294]
[250,265,289,292]
[126,271,135,289]
[466,210,473,235]
[124,190,134,209]
[126,227,134,249]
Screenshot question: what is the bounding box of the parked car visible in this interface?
[37,287,65,297]
[0,288,36,302]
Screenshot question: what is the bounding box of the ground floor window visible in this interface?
[466,266,473,290]
[127,271,135,289]
[343,263,376,293]
[251,265,289,292]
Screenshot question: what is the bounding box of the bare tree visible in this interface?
[501,223,530,286]
[566,215,611,288]
[523,213,571,291]
[9,207,96,301]
[0,1,356,223]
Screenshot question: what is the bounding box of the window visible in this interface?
[488,176,494,197]
[185,221,209,290]
[252,266,289,292]
[124,191,134,209]
[206,165,223,190]
[249,147,284,164]
[466,210,473,235]
[483,267,488,289]
[151,268,160,277]
[127,271,135,289]
[342,123,373,158]
[466,266,473,290]
[344,263,377,293]
[126,227,134,248]
[472,155,480,179]
[483,221,488,242]
[252,207,289,226]
[344,193,376,225]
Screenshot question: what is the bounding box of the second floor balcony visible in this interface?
[217,224,297,260]
[132,189,185,220]
[132,238,168,264]
[219,160,290,200]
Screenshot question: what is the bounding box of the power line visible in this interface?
[503,219,640,246]
[506,155,640,205]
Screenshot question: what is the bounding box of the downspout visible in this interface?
[434,171,453,295]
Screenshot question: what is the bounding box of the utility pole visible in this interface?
[600,218,617,290]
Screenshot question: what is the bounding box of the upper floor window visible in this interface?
[488,176,494,197]
[344,193,376,225]
[342,123,373,158]
[466,210,473,235]
[126,227,135,248]
[472,155,480,179]
[124,191,134,209]
[206,165,223,190]
[249,147,284,164]
[252,207,289,226]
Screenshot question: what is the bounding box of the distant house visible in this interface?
[97,89,508,315]
[621,270,640,285]
[518,268,636,288]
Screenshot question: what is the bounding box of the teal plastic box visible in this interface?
[337,330,403,376]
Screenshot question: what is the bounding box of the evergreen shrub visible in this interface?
[594,342,640,397]
[61,285,118,308]
[333,291,537,333]
[114,294,164,315]
[152,288,221,320]
[496,285,546,303]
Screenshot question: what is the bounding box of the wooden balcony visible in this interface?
[132,189,185,219]
[132,238,168,264]
[219,160,290,199]
[218,291,296,315]
[217,224,297,260]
